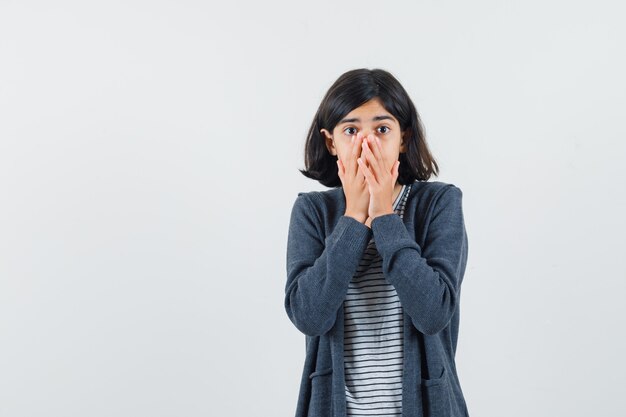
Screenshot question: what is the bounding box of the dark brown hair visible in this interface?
[299,68,439,188]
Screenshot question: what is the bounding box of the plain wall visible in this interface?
[1,1,625,416]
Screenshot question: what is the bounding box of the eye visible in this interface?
[344,127,357,135]
[343,126,390,136]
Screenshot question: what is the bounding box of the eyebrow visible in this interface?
[338,115,395,124]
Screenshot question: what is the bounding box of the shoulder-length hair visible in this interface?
[299,68,439,188]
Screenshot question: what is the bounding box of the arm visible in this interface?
[285,193,372,336]
[370,185,468,335]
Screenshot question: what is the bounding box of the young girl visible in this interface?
[285,68,470,417]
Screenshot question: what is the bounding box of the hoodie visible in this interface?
[285,179,470,417]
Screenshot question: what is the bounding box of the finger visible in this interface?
[348,133,363,176]
[336,158,344,179]
[355,157,366,184]
[361,136,381,183]
[357,157,373,184]
[355,138,368,183]
[371,135,388,174]
[366,135,386,182]
[392,160,399,183]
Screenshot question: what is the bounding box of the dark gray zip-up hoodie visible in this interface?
[285,179,470,417]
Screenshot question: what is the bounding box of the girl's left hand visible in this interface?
[357,134,400,221]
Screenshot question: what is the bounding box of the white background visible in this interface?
[1,1,625,416]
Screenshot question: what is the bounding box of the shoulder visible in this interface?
[290,187,340,225]
[294,187,343,211]
[406,180,465,225]
[408,179,463,201]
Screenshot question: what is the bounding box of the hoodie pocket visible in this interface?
[308,367,333,417]
[421,367,452,417]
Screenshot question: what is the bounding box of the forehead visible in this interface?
[338,99,398,124]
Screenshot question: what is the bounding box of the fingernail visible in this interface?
[351,136,355,143]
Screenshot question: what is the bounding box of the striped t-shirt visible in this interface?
[343,183,411,416]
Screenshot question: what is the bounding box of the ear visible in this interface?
[320,128,336,156]
[400,128,410,153]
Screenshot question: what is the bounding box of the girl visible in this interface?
[285,68,470,417]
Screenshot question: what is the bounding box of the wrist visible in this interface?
[372,210,395,220]
[344,211,367,224]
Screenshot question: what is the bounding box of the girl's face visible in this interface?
[320,98,407,174]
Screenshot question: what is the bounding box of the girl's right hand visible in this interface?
[337,132,370,224]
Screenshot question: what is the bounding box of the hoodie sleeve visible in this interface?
[370,185,469,335]
[285,193,372,336]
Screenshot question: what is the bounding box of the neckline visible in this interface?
[393,184,406,210]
